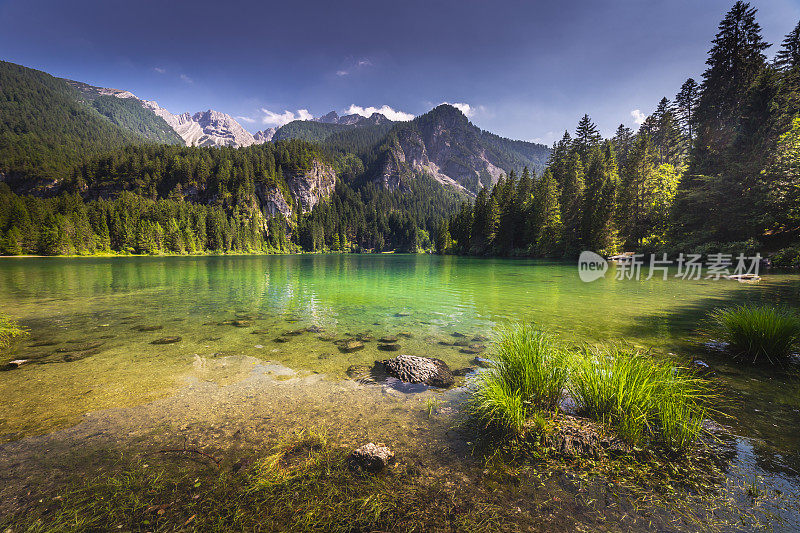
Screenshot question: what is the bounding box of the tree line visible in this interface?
[444,2,800,260]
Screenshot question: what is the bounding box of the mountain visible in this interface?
[273,111,395,144]
[0,60,162,186]
[142,103,272,148]
[318,105,550,196]
[64,79,184,145]
[275,105,550,196]
[313,110,393,126]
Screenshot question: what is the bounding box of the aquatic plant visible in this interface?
[2,431,507,532]
[468,326,569,434]
[711,305,800,363]
[0,313,27,354]
[570,346,707,451]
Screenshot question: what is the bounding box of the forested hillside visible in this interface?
[445,2,800,263]
[0,61,149,184]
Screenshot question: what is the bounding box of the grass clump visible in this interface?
[468,325,569,434]
[467,324,709,454]
[711,304,800,363]
[0,313,27,354]
[3,430,507,532]
[571,346,708,452]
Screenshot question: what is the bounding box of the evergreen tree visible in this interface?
[776,21,800,70]
[574,115,602,160]
[674,78,699,149]
[692,1,770,175]
[529,170,563,256]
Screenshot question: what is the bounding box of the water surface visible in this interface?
[1,254,799,528]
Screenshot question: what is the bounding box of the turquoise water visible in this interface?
[0,254,799,527]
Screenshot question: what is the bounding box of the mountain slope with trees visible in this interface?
[445,2,800,262]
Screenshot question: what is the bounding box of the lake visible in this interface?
[1,254,799,529]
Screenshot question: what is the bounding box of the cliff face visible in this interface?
[284,160,336,212]
[254,159,337,220]
[372,105,549,197]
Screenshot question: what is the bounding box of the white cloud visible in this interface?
[631,109,647,125]
[442,102,475,117]
[153,67,166,74]
[336,58,373,77]
[237,116,256,124]
[260,108,314,126]
[345,104,414,122]
[179,73,193,84]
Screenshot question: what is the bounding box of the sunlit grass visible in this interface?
[467,325,709,453]
[0,313,27,354]
[570,346,708,451]
[468,326,569,434]
[711,305,800,363]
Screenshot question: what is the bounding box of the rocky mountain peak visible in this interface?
[315,111,340,124]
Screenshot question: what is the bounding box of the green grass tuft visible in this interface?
[468,326,569,434]
[711,305,800,363]
[467,325,710,453]
[570,346,708,451]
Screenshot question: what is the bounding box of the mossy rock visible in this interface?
[151,336,182,345]
[377,343,401,352]
[339,340,365,353]
[132,325,163,332]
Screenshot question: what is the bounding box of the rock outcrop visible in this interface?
[380,354,455,388]
[348,443,395,473]
[254,159,336,220]
[373,105,549,196]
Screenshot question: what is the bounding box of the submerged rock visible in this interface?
[132,325,163,332]
[377,343,401,351]
[27,340,58,347]
[540,415,630,458]
[305,325,324,334]
[251,329,271,335]
[273,336,291,343]
[472,356,494,368]
[380,354,455,388]
[230,320,253,328]
[151,336,182,345]
[282,329,305,336]
[55,341,105,353]
[2,359,29,371]
[338,339,365,353]
[348,443,395,473]
[460,344,486,355]
[379,335,399,343]
[472,334,489,342]
[63,348,103,362]
[691,359,715,376]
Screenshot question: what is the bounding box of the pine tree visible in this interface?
[776,21,800,70]
[692,1,770,174]
[674,78,699,149]
[529,170,563,256]
[559,151,586,255]
[574,115,602,161]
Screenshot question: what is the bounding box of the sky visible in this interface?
[1,0,798,145]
